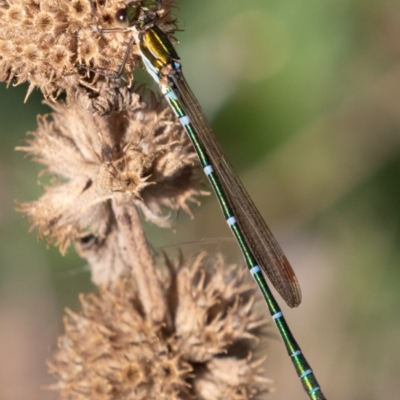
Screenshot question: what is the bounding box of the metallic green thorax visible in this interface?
[140,26,179,73]
[133,14,327,400]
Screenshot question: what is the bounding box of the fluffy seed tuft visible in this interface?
[0,0,178,99]
[16,87,206,254]
[47,252,271,399]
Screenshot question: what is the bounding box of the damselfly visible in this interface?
[86,1,327,398]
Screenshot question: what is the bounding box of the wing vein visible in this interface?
[171,74,302,307]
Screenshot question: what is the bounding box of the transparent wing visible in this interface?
[171,73,302,308]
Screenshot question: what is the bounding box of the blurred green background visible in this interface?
[1,0,400,399]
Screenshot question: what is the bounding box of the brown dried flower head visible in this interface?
[17,88,206,253]
[47,251,271,399]
[0,0,177,99]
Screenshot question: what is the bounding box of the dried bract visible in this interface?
[0,0,177,99]
[17,89,205,253]
[47,252,271,399]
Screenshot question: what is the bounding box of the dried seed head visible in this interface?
[0,0,177,99]
[16,87,206,254]
[75,225,129,286]
[47,252,271,399]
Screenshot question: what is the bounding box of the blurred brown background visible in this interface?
[1,0,400,399]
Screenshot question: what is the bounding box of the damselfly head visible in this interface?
[115,0,161,29]
[141,0,161,13]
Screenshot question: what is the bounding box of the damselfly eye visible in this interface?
[115,3,141,27]
[115,8,130,27]
[142,0,160,12]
